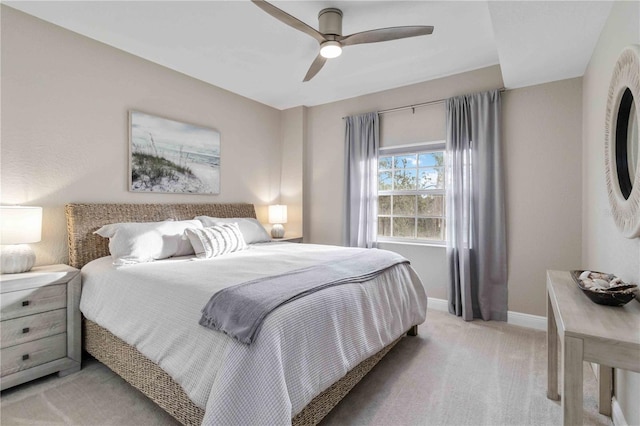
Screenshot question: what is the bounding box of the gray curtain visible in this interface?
[445,90,507,321]
[345,112,379,248]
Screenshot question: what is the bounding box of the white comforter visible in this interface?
[80,243,427,425]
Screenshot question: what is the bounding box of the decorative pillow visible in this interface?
[184,223,247,259]
[195,216,271,244]
[94,220,203,265]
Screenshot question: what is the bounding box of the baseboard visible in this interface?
[427,297,449,312]
[507,310,547,331]
[428,297,546,331]
[612,396,628,426]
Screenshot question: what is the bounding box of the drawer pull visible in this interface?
[22,354,29,361]
[22,327,30,334]
[22,300,30,307]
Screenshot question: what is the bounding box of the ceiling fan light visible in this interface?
[320,41,342,59]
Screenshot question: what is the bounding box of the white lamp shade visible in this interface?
[268,205,288,224]
[1,206,43,244]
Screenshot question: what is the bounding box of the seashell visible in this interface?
[609,278,623,287]
[593,278,610,288]
[609,283,632,291]
[579,270,591,280]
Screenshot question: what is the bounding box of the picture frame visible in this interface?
[129,110,220,194]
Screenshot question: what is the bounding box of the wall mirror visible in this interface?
[605,45,640,238]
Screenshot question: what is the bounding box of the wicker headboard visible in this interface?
[65,203,257,269]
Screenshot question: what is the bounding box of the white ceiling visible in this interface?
[5,1,613,110]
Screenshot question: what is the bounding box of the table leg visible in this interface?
[547,293,560,400]
[598,365,613,416]
[562,336,584,426]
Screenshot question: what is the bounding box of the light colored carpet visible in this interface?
[320,310,610,426]
[1,309,612,426]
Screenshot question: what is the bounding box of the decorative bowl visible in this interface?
[570,270,637,307]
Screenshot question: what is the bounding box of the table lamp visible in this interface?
[268,205,287,238]
[1,206,43,274]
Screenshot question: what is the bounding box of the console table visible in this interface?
[546,270,640,425]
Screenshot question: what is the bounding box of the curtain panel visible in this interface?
[345,112,379,248]
[445,90,507,321]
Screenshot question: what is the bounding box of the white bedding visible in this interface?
[80,243,428,425]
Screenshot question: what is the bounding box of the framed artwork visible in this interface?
[129,111,220,194]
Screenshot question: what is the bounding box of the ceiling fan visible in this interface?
[251,0,434,82]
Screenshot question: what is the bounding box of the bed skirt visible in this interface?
[83,319,402,426]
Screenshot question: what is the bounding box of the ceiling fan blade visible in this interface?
[251,0,326,44]
[303,53,327,82]
[340,26,434,46]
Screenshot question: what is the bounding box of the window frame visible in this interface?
[376,141,446,246]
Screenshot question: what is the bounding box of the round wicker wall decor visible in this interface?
[605,45,640,238]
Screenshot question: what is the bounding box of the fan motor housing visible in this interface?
[318,8,343,36]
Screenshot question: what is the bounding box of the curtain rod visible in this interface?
[379,87,506,115]
[342,87,506,119]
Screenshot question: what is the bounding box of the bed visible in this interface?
[65,203,427,425]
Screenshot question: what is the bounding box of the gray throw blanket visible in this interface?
[200,248,408,344]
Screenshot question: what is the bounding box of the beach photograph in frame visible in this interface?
[129,111,220,194]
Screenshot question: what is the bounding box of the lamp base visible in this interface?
[1,244,36,274]
[271,224,285,239]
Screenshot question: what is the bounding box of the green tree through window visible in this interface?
[377,147,445,243]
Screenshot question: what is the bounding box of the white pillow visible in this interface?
[94,219,203,265]
[195,216,271,244]
[184,223,247,259]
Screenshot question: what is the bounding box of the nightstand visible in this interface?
[272,236,303,243]
[0,264,81,390]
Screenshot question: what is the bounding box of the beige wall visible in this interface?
[279,107,305,239]
[304,65,504,247]
[502,78,583,316]
[582,1,640,424]
[1,6,282,266]
[304,66,503,300]
[304,66,584,314]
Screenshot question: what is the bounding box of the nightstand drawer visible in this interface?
[0,284,67,321]
[0,333,67,376]
[0,309,66,349]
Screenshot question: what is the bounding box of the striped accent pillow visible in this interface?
[184,223,247,259]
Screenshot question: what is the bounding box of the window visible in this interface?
[377,143,445,244]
